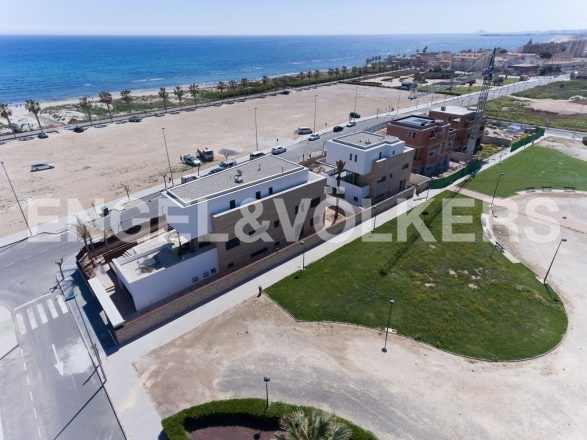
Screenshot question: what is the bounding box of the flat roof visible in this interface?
[166,155,303,206]
[332,131,402,150]
[431,105,475,116]
[396,115,437,127]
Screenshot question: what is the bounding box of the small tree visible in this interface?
[0,103,16,138]
[25,99,43,131]
[218,148,238,160]
[261,75,270,90]
[79,97,94,125]
[583,136,587,146]
[240,78,249,100]
[228,80,238,101]
[188,83,199,108]
[121,90,133,114]
[273,409,351,440]
[173,86,185,109]
[98,91,114,122]
[122,184,131,201]
[333,160,346,221]
[217,81,226,103]
[158,87,170,112]
[71,216,97,262]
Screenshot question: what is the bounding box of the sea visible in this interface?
[0,33,560,103]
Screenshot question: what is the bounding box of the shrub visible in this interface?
[583,136,587,146]
[161,398,377,440]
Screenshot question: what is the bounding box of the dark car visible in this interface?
[37,131,48,139]
[73,126,85,133]
[128,116,142,122]
[333,125,344,132]
[349,112,361,119]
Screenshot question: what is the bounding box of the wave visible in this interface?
[132,77,164,83]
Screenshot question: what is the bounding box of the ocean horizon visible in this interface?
[0,33,559,103]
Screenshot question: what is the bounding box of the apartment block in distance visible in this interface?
[386,115,454,177]
[112,155,326,311]
[428,105,486,154]
[324,131,414,207]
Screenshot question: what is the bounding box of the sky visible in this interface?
[1,0,586,36]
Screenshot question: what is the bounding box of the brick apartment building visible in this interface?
[428,105,487,154]
[386,115,454,177]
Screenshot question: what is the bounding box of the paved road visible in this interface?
[0,237,124,440]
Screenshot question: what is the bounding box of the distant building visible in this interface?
[386,115,454,177]
[428,105,486,154]
[324,131,414,207]
[521,39,587,58]
[112,155,326,311]
[509,63,540,76]
[451,51,490,72]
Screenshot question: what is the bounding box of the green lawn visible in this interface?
[267,192,567,360]
[513,80,587,100]
[485,96,587,132]
[462,145,587,197]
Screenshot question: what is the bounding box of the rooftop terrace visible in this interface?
[331,131,402,150]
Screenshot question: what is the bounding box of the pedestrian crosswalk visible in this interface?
[14,296,69,336]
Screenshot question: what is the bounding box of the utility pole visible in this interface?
[161,128,174,186]
[254,107,259,151]
[0,160,32,236]
[313,95,317,133]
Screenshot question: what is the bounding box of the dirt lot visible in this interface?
[540,136,587,161]
[517,96,585,115]
[0,84,440,236]
[135,191,587,439]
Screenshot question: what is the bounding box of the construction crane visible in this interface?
[408,48,496,153]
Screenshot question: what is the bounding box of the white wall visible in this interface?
[114,248,220,312]
[162,169,309,240]
[326,175,370,206]
[325,139,406,175]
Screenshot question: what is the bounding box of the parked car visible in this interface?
[296,127,313,135]
[197,148,215,162]
[333,125,344,132]
[271,146,287,155]
[309,133,320,141]
[128,116,142,122]
[218,159,236,169]
[349,112,361,119]
[249,151,266,160]
[346,121,357,127]
[281,90,290,95]
[37,131,48,139]
[180,173,199,184]
[30,162,55,172]
[180,154,201,167]
[73,125,85,133]
[154,112,165,117]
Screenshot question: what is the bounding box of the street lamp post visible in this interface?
[354,87,358,115]
[382,299,395,353]
[0,160,32,236]
[300,240,306,270]
[490,173,505,211]
[372,205,377,232]
[55,258,65,281]
[254,107,259,151]
[313,95,317,133]
[161,128,175,186]
[263,375,271,407]
[543,238,567,285]
[396,93,401,116]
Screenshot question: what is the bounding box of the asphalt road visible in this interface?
[0,236,124,440]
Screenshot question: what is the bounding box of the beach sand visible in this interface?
[0,83,440,236]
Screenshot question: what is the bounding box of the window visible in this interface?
[428,150,436,157]
[389,173,393,179]
[198,240,210,248]
[256,191,261,200]
[269,187,273,195]
[353,196,359,202]
[274,220,280,228]
[310,197,320,208]
[399,179,407,191]
[229,199,236,209]
[354,154,358,162]
[227,262,235,269]
[349,153,353,160]
[378,151,383,159]
[275,241,280,248]
[430,131,436,138]
[211,268,217,274]
[295,205,299,214]
[202,271,210,278]
[250,247,268,258]
[226,237,240,250]
[192,276,199,283]
[377,175,386,183]
[310,218,314,227]
[402,163,409,169]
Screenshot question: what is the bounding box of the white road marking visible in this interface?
[56,296,69,314]
[26,376,30,386]
[46,298,58,319]
[14,290,55,311]
[33,407,37,419]
[37,425,41,438]
[15,313,27,335]
[26,308,37,330]
[36,304,48,324]
[29,391,34,402]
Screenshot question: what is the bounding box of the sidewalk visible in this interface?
[0,306,17,361]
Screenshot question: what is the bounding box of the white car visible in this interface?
[309,134,320,141]
[271,146,287,155]
[30,162,55,172]
[346,121,357,127]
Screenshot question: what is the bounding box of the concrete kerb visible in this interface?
[0,306,18,361]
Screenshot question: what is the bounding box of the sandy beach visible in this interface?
[0,83,441,236]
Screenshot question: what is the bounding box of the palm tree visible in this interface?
[173,86,185,109]
[261,75,270,90]
[188,83,199,108]
[79,97,94,125]
[121,90,133,114]
[334,160,346,221]
[158,87,170,112]
[228,80,238,101]
[313,70,320,87]
[25,99,43,131]
[334,67,340,79]
[298,72,305,88]
[217,81,226,103]
[240,78,249,100]
[71,216,96,261]
[273,409,351,440]
[98,92,114,122]
[341,66,348,77]
[306,70,313,88]
[0,103,16,138]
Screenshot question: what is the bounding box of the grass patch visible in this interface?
[462,145,587,197]
[513,80,587,100]
[485,96,587,132]
[267,192,567,360]
[476,143,504,159]
[162,399,377,440]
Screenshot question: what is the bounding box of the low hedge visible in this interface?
[161,398,377,440]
